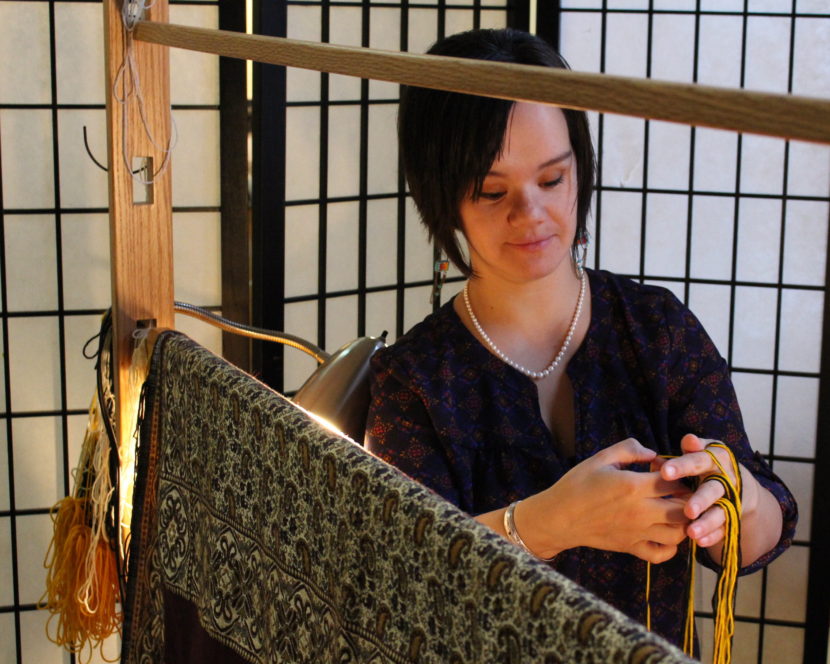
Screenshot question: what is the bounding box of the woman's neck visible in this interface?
[454,266,590,371]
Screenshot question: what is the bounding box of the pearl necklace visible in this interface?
[463,272,586,381]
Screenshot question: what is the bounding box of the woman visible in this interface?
[364,27,796,649]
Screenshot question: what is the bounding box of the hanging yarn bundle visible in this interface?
[40,312,154,663]
[646,442,742,664]
[40,313,122,662]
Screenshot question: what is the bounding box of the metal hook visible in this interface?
[83,125,109,172]
[83,126,145,174]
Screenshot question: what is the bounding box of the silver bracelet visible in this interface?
[503,500,555,562]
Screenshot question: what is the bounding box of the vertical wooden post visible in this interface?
[103,0,174,452]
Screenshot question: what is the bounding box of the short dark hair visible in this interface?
[398,28,596,277]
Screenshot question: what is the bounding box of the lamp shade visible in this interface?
[292,333,387,442]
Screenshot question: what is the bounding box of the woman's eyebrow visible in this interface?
[537,150,573,170]
[486,150,573,177]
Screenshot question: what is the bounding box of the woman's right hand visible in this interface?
[513,439,691,563]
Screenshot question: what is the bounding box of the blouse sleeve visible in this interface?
[663,293,798,575]
[364,352,463,507]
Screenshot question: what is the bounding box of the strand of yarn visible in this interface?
[645,443,741,662]
[113,0,177,185]
[704,443,742,664]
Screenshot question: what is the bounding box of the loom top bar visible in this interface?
[134,21,830,145]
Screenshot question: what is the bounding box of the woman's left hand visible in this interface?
[656,434,757,549]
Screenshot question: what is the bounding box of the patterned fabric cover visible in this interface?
[121,331,692,664]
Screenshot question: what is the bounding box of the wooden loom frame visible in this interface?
[102,1,830,659]
[103,0,830,448]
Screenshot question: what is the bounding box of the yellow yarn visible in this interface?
[39,320,152,663]
[39,395,121,663]
[646,442,741,663]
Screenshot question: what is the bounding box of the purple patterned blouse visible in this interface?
[365,268,797,650]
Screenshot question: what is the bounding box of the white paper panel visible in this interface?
[693,128,739,193]
[0,2,50,104]
[326,201,360,292]
[604,13,648,77]
[601,115,645,189]
[736,197,782,284]
[783,200,829,286]
[408,9,440,55]
[700,0,745,12]
[647,122,691,191]
[745,16,792,93]
[61,213,111,311]
[63,314,101,412]
[644,194,688,277]
[763,625,805,664]
[287,5,322,102]
[5,215,57,312]
[15,514,55,605]
[329,7,362,101]
[775,376,819,458]
[369,7,402,99]
[559,11,602,72]
[445,8,476,35]
[367,104,398,195]
[326,294,359,352]
[731,371,773,455]
[740,134,787,196]
[597,191,642,274]
[0,520,11,606]
[690,195,735,281]
[286,107,321,201]
[169,4,219,105]
[12,417,62,511]
[173,312,222,358]
[57,109,109,209]
[651,14,695,83]
[283,300,320,393]
[733,286,777,369]
[173,211,221,305]
[779,288,823,373]
[698,15,743,87]
[793,16,830,97]
[328,106,361,198]
[0,429,7,514]
[741,134,785,196]
[366,290,397,341]
[787,143,830,199]
[0,110,54,210]
[8,317,61,412]
[366,198,398,288]
[171,110,221,208]
[285,204,321,297]
[775,461,813,540]
[55,2,105,104]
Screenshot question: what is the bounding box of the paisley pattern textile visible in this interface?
[121,331,691,663]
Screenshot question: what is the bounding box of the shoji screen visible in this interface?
[0,1,222,662]
[557,2,829,663]
[279,0,513,393]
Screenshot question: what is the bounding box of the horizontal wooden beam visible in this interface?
[134,20,830,145]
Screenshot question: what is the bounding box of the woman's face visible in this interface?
[459,102,578,285]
